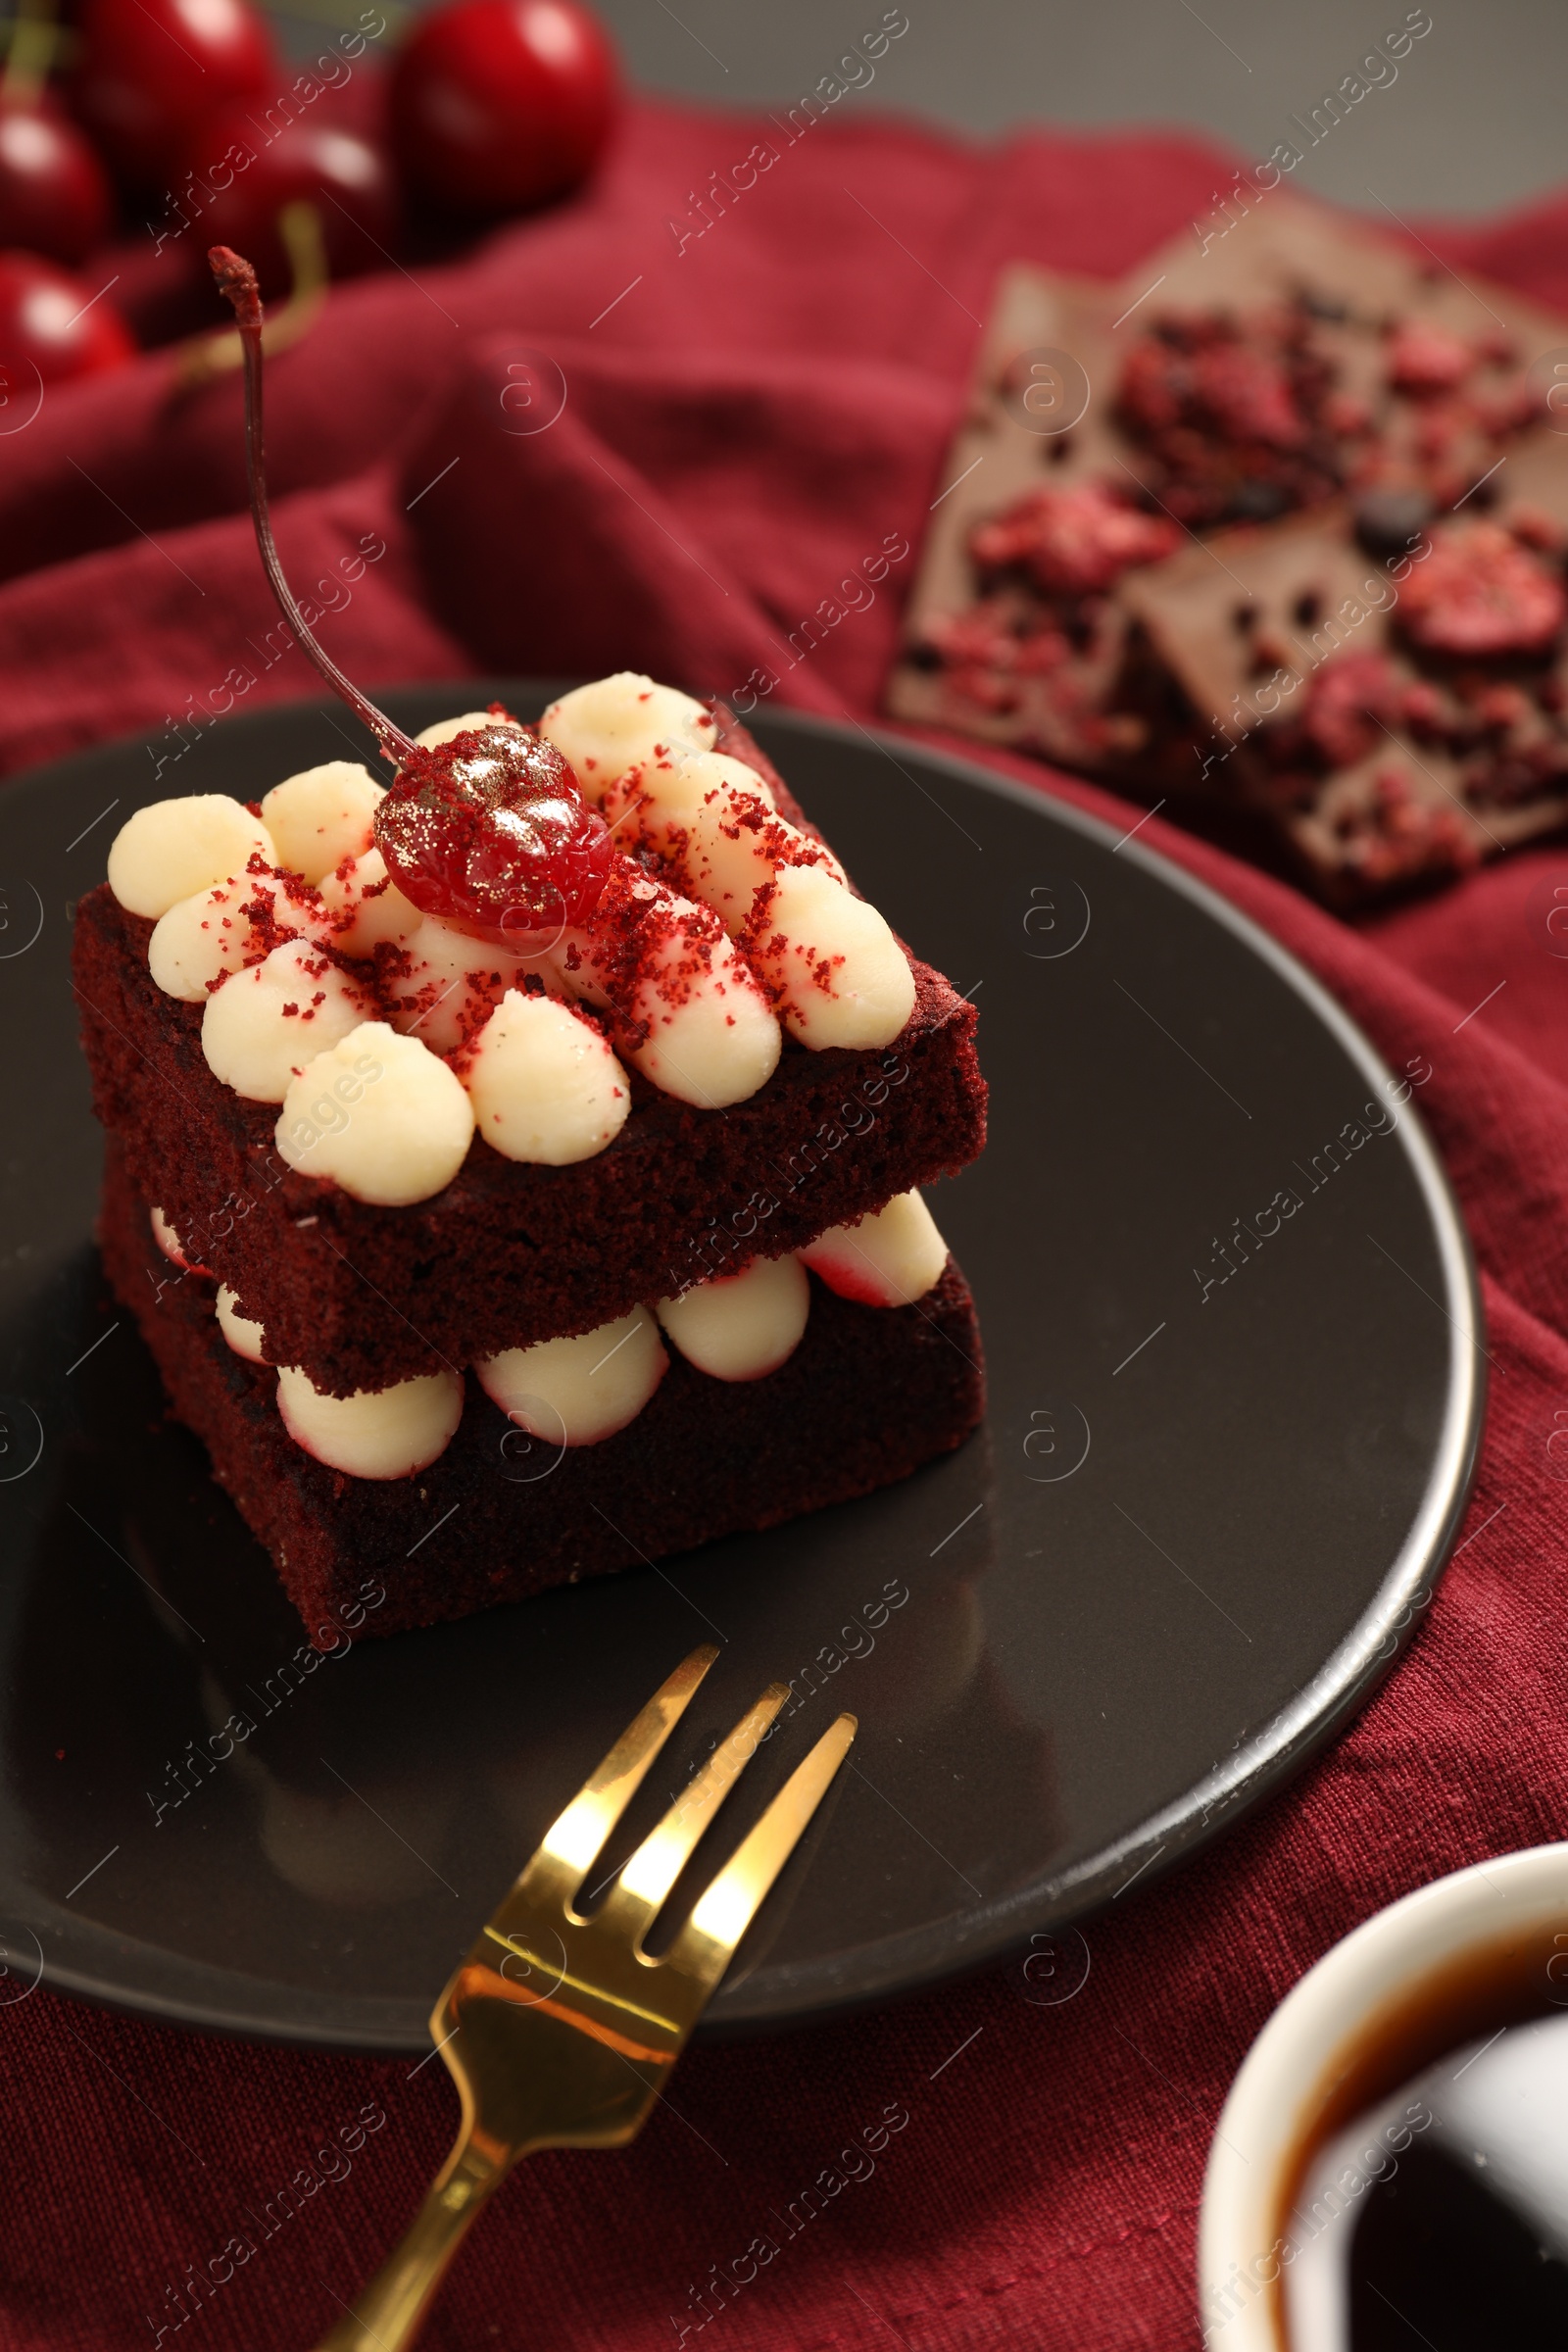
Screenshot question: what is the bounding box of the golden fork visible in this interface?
[315,1644,855,2351]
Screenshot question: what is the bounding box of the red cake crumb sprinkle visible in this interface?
[574,858,735,1041]
[1397,523,1567,656]
[276,868,326,911]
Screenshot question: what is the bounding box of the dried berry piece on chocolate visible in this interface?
[1385,320,1477,396]
[1397,522,1567,659]
[969,482,1180,596]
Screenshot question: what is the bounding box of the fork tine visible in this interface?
[663,1712,857,1986]
[532,1644,719,1892]
[597,1680,790,1937]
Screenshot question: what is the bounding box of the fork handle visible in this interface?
[313,2135,509,2351]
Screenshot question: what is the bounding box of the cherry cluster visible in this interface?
[0,0,618,390]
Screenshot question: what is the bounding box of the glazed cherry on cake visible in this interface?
[374,723,612,948]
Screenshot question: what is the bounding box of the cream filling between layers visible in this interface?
[251,1202,948,1476]
[656,1253,809,1382]
[217,1285,268,1362]
[477,1308,668,1447]
[799,1190,949,1307]
[276,1364,465,1480]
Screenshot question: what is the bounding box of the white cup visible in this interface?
[1198,1839,1568,2348]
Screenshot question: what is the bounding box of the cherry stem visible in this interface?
[207,245,417,768]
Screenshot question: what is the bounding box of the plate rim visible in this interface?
[709,706,1483,2027]
[0,687,1485,2048]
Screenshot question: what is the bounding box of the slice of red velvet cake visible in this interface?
[71,245,988,1645]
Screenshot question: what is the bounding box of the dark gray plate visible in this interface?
[0,686,1482,2048]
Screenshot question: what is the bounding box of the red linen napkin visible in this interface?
[4,95,1566,2352]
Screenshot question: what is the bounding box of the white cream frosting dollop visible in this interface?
[477,1307,666,1446]
[276,1022,475,1205]
[554,696,908,1058]
[601,747,776,855]
[749,862,915,1051]
[385,914,559,1055]
[276,1363,464,1479]
[657,1252,809,1381]
[800,1189,949,1307]
[108,795,274,920]
[260,762,383,883]
[538,673,715,805]
[316,847,421,957]
[659,766,846,939]
[621,914,781,1107]
[147,869,332,1003]
[465,991,630,1165]
[149,874,261,1003]
[216,1285,268,1362]
[556,875,780,1110]
[201,938,371,1103]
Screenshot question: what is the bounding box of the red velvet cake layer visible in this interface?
[99,1147,986,1645]
[76,888,980,1393]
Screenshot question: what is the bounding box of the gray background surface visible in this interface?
[382,0,1562,218]
[268,0,1563,217]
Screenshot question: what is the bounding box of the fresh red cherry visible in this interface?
[182,104,397,301]
[73,0,276,186]
[375,723,611,946]
[390,0,619,221]
[207,244,614,946]
[0,102,114,265]
[0,251,135,386]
